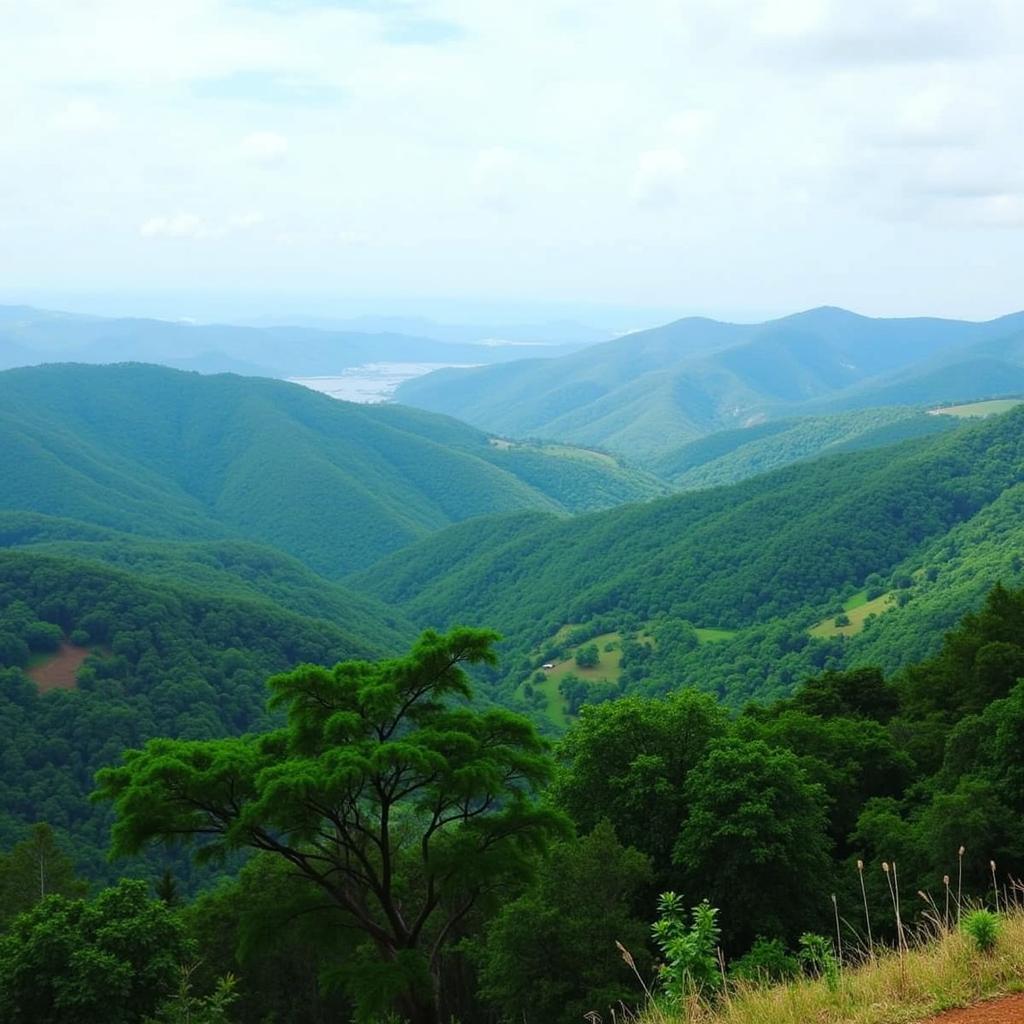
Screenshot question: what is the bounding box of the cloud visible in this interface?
[470,147,527,211]
[193,71,345,106]
[752,0,1005,67]
[140,211,266,239]
[629,149,690,208]
[381,16,465,45]
[239,130,289,163]
[139,213,211,239]
[54,99,112,133]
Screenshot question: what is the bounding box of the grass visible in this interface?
[523,623,732,725]
[810,592,896,638]
[694,627,737,644]
[929,398,1024,419]
[634,910,1024,1024]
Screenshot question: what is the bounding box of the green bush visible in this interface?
[798,932,839,991]
[961,909,1000,953]
[651,892,721,1003]
[731,937,799,985]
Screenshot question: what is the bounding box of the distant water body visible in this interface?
[289,362,475,404]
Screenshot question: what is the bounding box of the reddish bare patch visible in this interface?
[27,643,90,692]
[921,994,1024,1023]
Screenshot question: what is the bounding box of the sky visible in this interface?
[3,0,1024,326]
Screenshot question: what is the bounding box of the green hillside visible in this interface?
[0,548,410,880]
[356,405,1024,709]
[395,307,1024,461]
[652,407,957,488]
[0,363,662,575]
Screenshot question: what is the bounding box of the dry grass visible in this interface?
[631,912,1024,1024]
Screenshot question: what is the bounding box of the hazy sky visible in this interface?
[3,0,1024,325]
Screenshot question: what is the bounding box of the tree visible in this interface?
[575,643,599,669]
[552,691,728,881]
[474,821,652,1024]
[0,879,189,1024]
[673,738,833,949]
[0,822,87,929]
[95,628,567,1024]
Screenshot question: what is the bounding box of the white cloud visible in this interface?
[140,213,210,239]
[54,99,112,133]
[140,211,266,239]
[228,211,265,229]
[470,146,528,211]
[239,131,289,163]
[630,149,690,208]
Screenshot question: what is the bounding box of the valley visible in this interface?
[4,315,1024,1024]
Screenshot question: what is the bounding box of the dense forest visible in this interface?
[357,405,1024,709]
[4,362,1024,1022]
[4,587,1024,1023]
[0,363,661,575]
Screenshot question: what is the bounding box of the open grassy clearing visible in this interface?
[522,623,734,725]
[929,398,1024,419]
[488,436,621,467]
[694,627,737,643]
[810,591,897,637]
[637,911,1024,1024]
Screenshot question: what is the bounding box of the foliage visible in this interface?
[144,965,238,1024]
[651,892,722,1002]
[729,937,799,985]
[0,879,190,1024]
[0,822,88,928]
[0,551,400,883]
[575,643,600,668]
[95,628,568,1024]
[961,909,1000,953]
[797,933,839,991]
[473,821,652,1024]
[673,739,833,949]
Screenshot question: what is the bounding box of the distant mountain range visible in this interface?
[0,305,593,378]
[395,306,1024,461]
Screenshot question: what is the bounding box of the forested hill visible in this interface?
[0,363,663,575]
[395,306,1024,461]
[0,548,410,879]
[355,405,1024,706]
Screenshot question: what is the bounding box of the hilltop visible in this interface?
[395,307,1024,462]
[0,362,663,575]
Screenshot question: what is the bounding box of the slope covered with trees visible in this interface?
[0,363,662,575]
[5,590,1024,1023]
[0,549,410,880]
[356,406,1024,708]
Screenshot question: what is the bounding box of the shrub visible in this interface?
[961,909,1000,953]
[24,621,62,653]
[798,932,839,991]
[69,628,90,647]
[651,892,721,1003]
[731,937,799,985]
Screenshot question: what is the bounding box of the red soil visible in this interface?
[27,643,90,692]
[921,994,1024,1023]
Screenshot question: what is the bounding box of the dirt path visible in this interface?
[921,994,1024,1023]
[27,643,90,692]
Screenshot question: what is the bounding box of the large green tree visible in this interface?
[474,820,652,1024]
[674,738,833,949]
[552,690,728,880]
[0,879,189,1024]
[95,628,566,1024]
